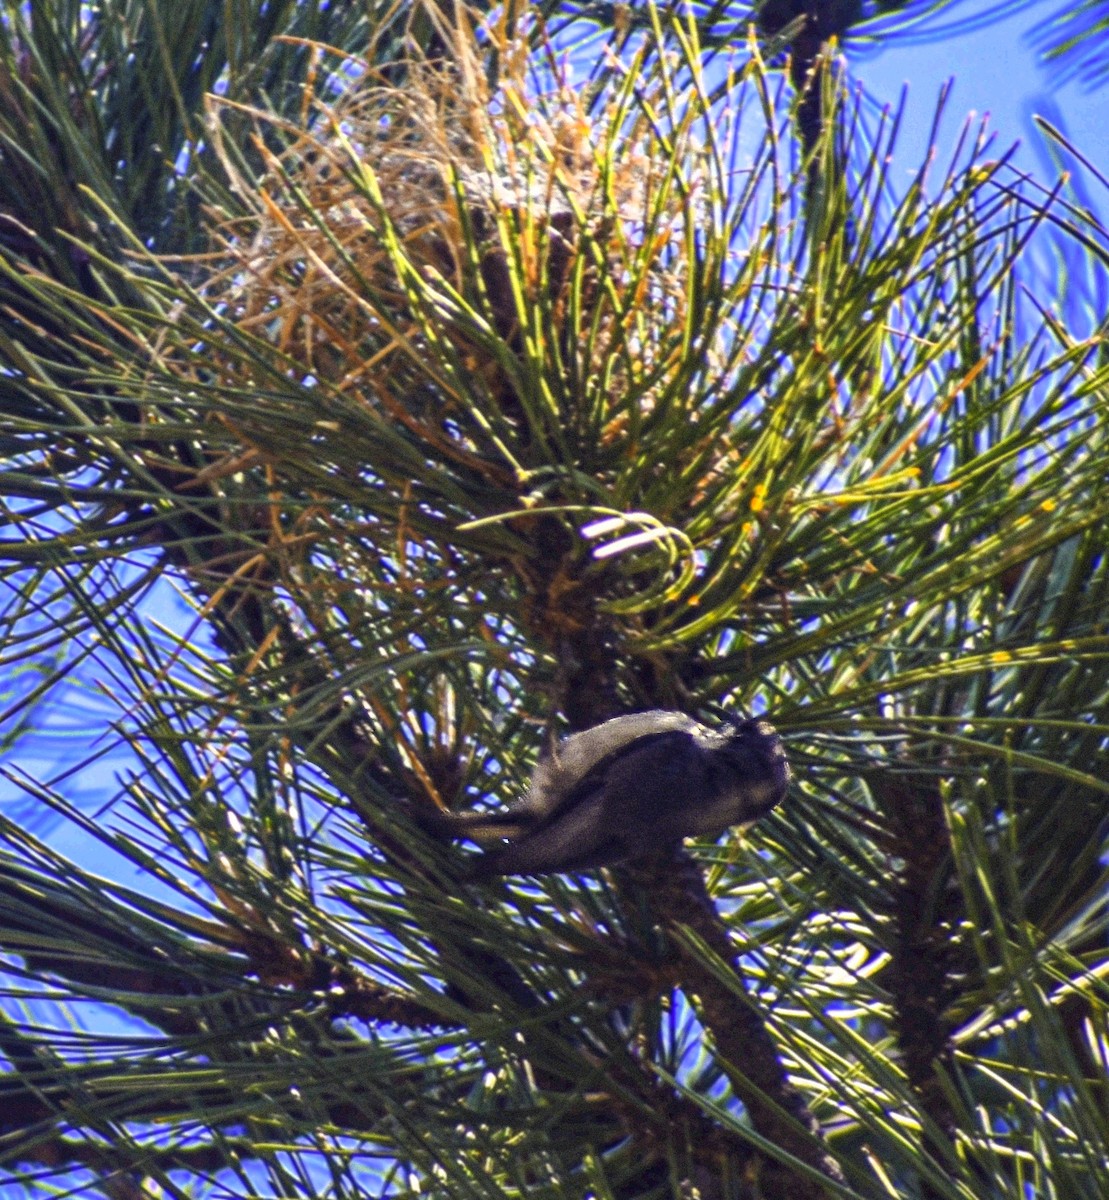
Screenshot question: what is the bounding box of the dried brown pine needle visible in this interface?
[196,19,734,460]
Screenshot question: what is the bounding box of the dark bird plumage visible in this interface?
[424,711,790,876]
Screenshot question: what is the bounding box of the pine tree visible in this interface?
[1,3,1107,1198]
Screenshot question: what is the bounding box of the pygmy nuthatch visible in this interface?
[425,711,790,875]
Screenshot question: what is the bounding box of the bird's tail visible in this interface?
[412,805,529,844]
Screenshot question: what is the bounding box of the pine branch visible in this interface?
[622,850,848,1199]
[0,863,448,1036]
[880,777,959,1145]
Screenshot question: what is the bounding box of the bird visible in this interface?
[421,711,790,876]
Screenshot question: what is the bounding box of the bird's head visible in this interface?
[709,716,791,816]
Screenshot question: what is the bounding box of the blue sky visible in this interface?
[853,0,1109,186]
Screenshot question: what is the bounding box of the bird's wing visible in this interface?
[546,729,703,827]
[524,712,701,816]
[477,730,703,874]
